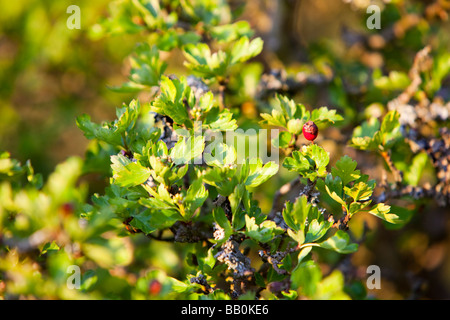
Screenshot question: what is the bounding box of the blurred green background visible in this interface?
[0,0,137,176]
[1,0,450,299]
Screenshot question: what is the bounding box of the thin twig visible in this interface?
[380,150,403,185]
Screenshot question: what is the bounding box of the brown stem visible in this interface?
[372,183,448,206]
[330,206,351,231]
[380,150,403,185]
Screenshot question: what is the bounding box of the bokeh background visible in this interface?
[1,0,450,299]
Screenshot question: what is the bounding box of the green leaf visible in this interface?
[201,166,237,196]
[24,160,43,189]
[281,290,298,300]
[245,215,283,243]
[246,161,279,188]
[244,159,279,188]
[209,21,253,43]
[318,230,358,254]
[310,107,344,125]
[40,241,60,255]
[130,209,178,234]
[291,260,321,296]
[305,218,332,243]
[254,272,265,288]
[404,152,428,186]
[179,0,221,25]
[170,134,205,165]
[374,71,410,91]
[196,246,216,274]
[183,43,229,79]
[348,200,371,216]
[308,144,330,176]
[229,183,245,215]
[283,144,329,180]
[351,111,401,151]
[140,196,177,211]
[380,110,400,134]
[331,155,361,186]
[0,152,23,177]
[184,179,208,219]
[350,117,381,151]
[344,181,374,202]
[324,175,346,207]
[110,43,167,92]
[157,183,172,202]
[76,114,123,147]
[115,99,141,133]
[151,76,192,126]
[111,154,151,188]
[230,37,263,65]
[283,151,310,173]
[130,0,175,29]
[297,246,312,265]
[427,52,450,96]
[168,277,190,293]
[212,207,232,243]
[260,109,287,128]
[368,203,412,224]
[197,91,214,112]
[272,131,292,149]
[203,106,237,131]
[282,195,310,232]
[276,94,306,120]
[380,110,402,148]
[90,0,146,39]
[287,229,305,244]
[152,29,200,51]
[204,142,236,168]
[287,119,303,135]
[314,270,351,300]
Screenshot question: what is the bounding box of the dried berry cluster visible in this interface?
[382,46,450,207]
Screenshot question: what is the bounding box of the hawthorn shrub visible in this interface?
[0,0,449,300]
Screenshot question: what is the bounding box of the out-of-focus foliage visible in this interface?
[1,0,449,300]
[0,0,138,175]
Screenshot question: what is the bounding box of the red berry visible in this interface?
[149,280,162,296]
[302,121,318,141]
[60,202,74,216]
